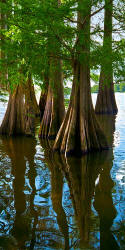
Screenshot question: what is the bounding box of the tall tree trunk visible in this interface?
[95,0,118,114]
[0,84,25,135]
[39,58,65,139]
[54,0,108,156]
[0,0,8,90]
[24,74,40,136]
[39,75,49,120]
[39,0,65,140]
[25,73,40,116]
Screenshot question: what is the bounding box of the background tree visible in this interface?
[95,0,118,114]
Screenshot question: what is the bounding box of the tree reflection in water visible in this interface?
[93,151,119,250]
[0,137,37,249]
[93,115,119,250]
[40,140,69,249]
[59,151,114,249]
[0,114,122,249]
[41,116,118,249]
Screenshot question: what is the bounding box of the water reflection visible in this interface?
[0,136,37,249]
[94,115,119,249]
[0,114,123,249]
[41,142,69,249]
[41,113,118,249]
[60,151,116,249]
[93,151,119,250]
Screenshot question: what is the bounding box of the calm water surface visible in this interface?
[0,93,125,249]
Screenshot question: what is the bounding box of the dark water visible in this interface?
[0,93,125,249]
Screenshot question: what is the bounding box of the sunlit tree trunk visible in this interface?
[54,0,108,156]
[95,0,118,114]
[0,84,25,135]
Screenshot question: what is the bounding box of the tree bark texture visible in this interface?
[0,85,25,135]
[39,0,65,140]
[95,0,118,114]
[39,58,65,139]
[39,75,49,120]
[24,74,39,136]
[24,74,40,116]
[54,0,108,156]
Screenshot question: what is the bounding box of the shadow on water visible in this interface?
[0,114,122,249]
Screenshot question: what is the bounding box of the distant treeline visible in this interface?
[91,83,125,93]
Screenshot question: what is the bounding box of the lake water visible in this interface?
[0,93,125,249]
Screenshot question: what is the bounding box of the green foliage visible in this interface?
[91,84,99,93]
[0,0,125,90]
[91,72,100,83]
[64,86,71,96]
[114,83,125,92]
[91,82,125,93]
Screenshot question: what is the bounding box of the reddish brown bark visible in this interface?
[24,74,40,116]
[39,75,49,120]
[54,0,108,156]
[39,91,47,120]
[0,85,25,135]
[24,74,40,136]
[95,0,118,115]
[39,59,65,139]
[95,73,118,115]
[54,63,108,156]
[39,0,65,140]
[96,114,116,147]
